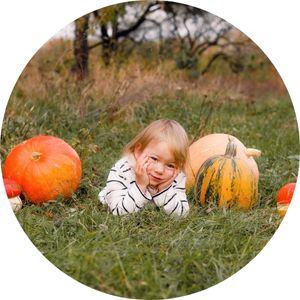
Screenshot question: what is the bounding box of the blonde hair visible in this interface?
[123,119,189,171]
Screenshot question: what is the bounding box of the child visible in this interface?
[99,119,190,217]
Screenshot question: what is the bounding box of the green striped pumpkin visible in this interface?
[194,137,258,209]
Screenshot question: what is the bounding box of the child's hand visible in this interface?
[134,155,150,193]
[157,168,179,192]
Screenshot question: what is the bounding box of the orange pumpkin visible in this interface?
[276,182,296,217]
[3,178,22,198]
[3,135,82,204]
[186,133,261,190]
[3,178,23,212]
[277,182,296,205]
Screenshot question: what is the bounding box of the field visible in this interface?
[1,38,299,299]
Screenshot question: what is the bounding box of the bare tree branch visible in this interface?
[201,52,229,74]
[117,1,161,38]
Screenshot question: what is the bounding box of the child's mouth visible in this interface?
[149,174,162,182]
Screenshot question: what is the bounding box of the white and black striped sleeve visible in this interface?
[152,172,189,217]
[99,159,152,216]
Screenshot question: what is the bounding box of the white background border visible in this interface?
[0,1,299,299]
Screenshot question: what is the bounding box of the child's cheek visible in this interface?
[165,169,174,181]
[170,168,178,180]
[146,162,152,173]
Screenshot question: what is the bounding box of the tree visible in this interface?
[72,1,161,78]
[71,1,248,79]
[73,15,89,80]
[161,2,244,75]
[90,1,161,66]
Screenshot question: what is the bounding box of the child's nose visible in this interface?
[154,162,164,174]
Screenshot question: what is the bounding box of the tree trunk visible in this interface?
[100,25,111,66]
[100,12,118,66]
[73,15,89,80]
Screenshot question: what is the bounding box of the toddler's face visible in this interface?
[135,140,178,187]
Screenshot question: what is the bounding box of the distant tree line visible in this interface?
[72,1,248,80]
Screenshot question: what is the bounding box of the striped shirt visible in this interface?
[99,156,189,217]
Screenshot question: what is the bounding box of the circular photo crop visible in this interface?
[1,1,298,299]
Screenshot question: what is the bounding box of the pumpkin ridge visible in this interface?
[4,144,32,189]
[230,158,238,207]
[195,157,218,206]
[233,159,244,207]
[24,162,51,202]
[213,158,225,206]
[206,157,223,205]
[195,167,210,206]
[236,160,257,209]
[203,165,218,206]
[222,159,232,206]
[250,169,258,207]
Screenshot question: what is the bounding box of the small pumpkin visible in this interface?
[194,137,258,210]
[3,135,82,204]
[277,182,295,205]
[186,133,261,190]
[3,178,22,198]
[3,178,23,212]
[276,182,296,217]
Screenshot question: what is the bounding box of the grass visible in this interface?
[17,201,280,299]
[1,42,299,298]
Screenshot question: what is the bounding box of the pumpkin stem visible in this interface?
[225,136,237,157]
[245,148,262,157]
[31,151,42,161]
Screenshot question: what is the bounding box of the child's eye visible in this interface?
[167,164,175,169]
